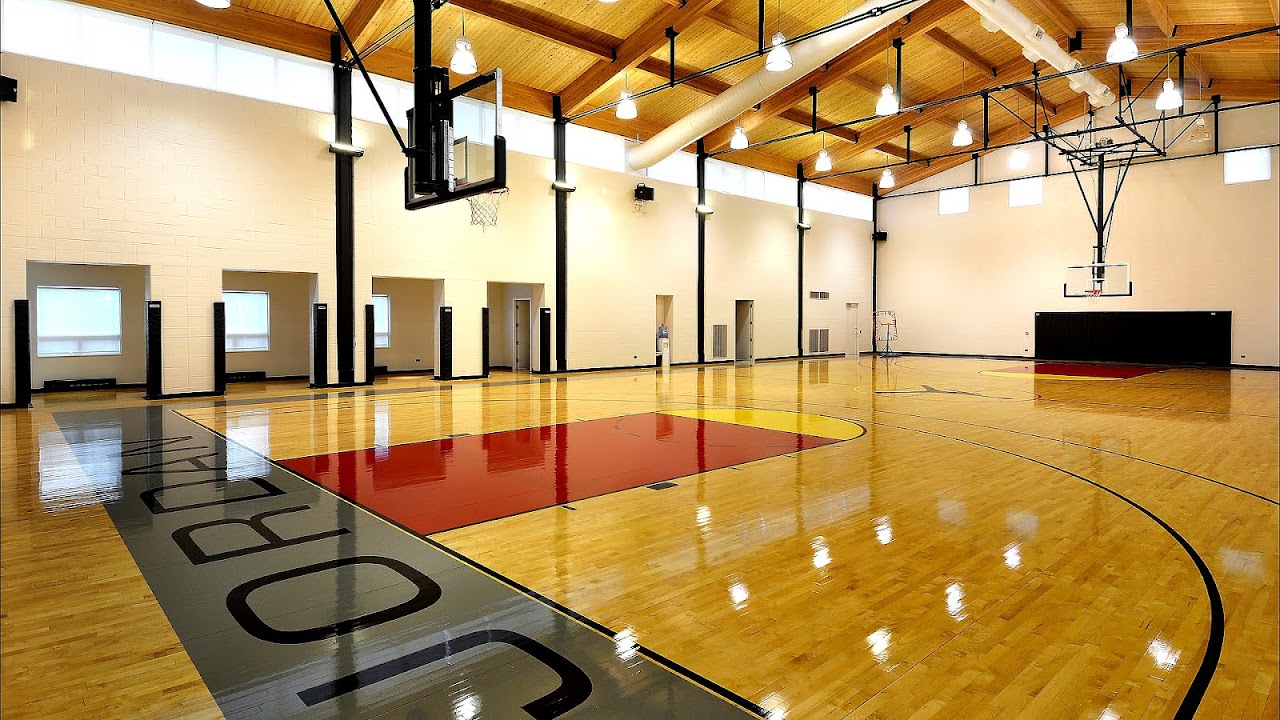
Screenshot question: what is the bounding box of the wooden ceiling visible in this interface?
[70,0,1278,193]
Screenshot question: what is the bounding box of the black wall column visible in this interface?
[553,96,568,373]
[332,34,356,385]
[312,303,328,387]
[145,301,162,399]
[213,301,226,395]
[871,186,880,355]
[696,140,708,365]
[364,303,375,383]
[481,307,490,377]
[436,306,453,381]
[538,307,552,374]
[796,164,805,357]
[13,299,31,408]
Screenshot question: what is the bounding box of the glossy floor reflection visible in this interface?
[281,412,840,535]
[2,357,1277,719]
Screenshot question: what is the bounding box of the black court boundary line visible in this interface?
[738,402,1226,720]
[185,411,773,719]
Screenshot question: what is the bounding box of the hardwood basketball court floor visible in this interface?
[1,356,1276,718]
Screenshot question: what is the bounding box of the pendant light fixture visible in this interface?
[951,64,972,147]
[616,73,637,120]
[1188,81,1211,143]
[1106,1,1138,63]
[879,167,895,189]
[730,124,749,150]
[765,0,792,72]
[450,14,478,75]
[875,48,899,116]
[196,0,231,8]
[815,135,832,172]
[1154,77,1182,111]
[1008,145,1030,170]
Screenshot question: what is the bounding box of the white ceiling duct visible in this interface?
[625,0,928,171]
[963,0,1115,108]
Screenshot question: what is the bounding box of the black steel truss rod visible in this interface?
[710,24,1278,156]
[319,0,408,152]
[352,16,415,64]
[805,98,1277,180]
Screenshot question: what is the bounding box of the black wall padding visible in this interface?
[1035,311,1232,366]
[213,301,226,395]
[145,301,162,399]
[437,306,453,380]
[313,303,328,387]
[481,307,490,377]
[539,308,551,374]
[14,299,31,407]
[364,303,375,384]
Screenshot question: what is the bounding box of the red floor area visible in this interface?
[280,413,836,535]
[1000,362,1162,379]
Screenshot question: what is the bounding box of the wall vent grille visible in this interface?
[808,328,830,353]
[712,325,729,359]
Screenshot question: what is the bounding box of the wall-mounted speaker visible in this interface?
[634,183,655,202]
[872,230,888,242]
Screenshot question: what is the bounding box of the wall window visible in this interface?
[223,291,270,352]
[1223,147,1272,185]
[1009,176,1044,207]
[36,286,123,357]
[372,295,390,348]
[939,187,970,215]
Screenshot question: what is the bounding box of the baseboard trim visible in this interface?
[881,350,1279,371]
[0,402,32,410]
[146,390,225,400]
[435,374,488,381]
[32,381,146,394]
[310,380,376,389]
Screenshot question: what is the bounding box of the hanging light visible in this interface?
[1154,77,1181,111]
[815,149,832,172]
[616,74,637,120]
[879,167,895,189]
[875,84,899,116]
[450,15,478,75]
[196,0,231,6]
[765,0,792,72]
[1009,145,1030,170]
[1106,23,1138,63]
[952,120,973,147]
[766,32,793,72]
[1188,116,1211,144]
[730,124,749,150]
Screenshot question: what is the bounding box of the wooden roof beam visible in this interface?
[1077,25,1279,54]
[448,0,617,61]
[342,0,395,58]
[1125,77,1279,102]
[1023,0,1082,39]
[702,0,970,152]
[557,0,728,115]
[924,28,997,78]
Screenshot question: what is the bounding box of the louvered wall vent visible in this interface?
[808,328,830,353]
[712,325,729,359]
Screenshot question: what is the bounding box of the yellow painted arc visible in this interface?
[661,408,866,440]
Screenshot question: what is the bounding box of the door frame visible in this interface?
[512,298,532,372]
[845,301,859,356]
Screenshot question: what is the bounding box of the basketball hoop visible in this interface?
[1084,288,1104,297]
[466,188,508,230]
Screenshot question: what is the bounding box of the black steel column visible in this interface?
[553,96,568,373]
[481,307,490,377]
[213,301,226,395]
[13,299,31,407]
[364,303,375,383]
[312,303,328,387]
[871,186,880,355]
[145,301,162,399]
[696,139,708,365]
[796,163,805,357]
[333,34,356,384]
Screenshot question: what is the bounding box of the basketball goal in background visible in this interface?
[1065,262,1133,298]
[875,310,899,357]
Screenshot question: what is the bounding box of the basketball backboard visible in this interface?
[405,68,507,211]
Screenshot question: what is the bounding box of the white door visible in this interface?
[845,302,860,355]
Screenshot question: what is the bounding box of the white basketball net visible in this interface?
[467,188,508,230]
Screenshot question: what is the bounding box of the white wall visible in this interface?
[26,261,147,387]
[0,53,877,401]
[878,103,1280,366]
[222,270,311,378]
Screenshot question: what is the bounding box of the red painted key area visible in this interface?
[281,413,836,535]
[1003,362,1162,379]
